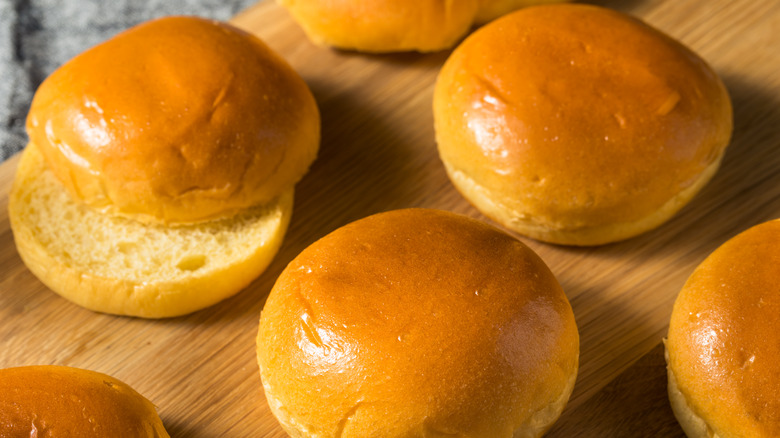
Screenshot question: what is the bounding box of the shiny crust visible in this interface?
[27,16,319,224]
[257,209,579,437]
[0,366,169,437]
[666,220,780,437]
[277,0,568,53]
[434,4,732,245]
[278,0,478,52]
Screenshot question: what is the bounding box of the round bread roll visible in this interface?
[9,16,319,317]
[277,0,568,53]
[666,220,780,438]
[433,4,733,246]
[257,209,579,437]
[0,365,168,437]
[27,16,318,224]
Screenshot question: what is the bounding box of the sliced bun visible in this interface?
[278,0,569,53]
[27,16,319,225]
[434,4,732,245]
[12,16,317,317]
[666,219,780,437]
[9,144,292,318]
[0,365,168,437]
[257,209,579,437]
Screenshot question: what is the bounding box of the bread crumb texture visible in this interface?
[9,144,292,317]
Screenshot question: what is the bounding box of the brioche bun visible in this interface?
[257,209,579,437]
[0,365,168,437]
[10,16,318,317]
[277,0,568,53]
[433,4,732,245]
[666,220,780,437]
[27,16,318,225]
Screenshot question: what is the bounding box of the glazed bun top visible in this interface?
[0,365,169,437]
[27,16,319,224]
[434,4,732,233]
[257,209,579,437]
[278,0,479,52]
[278,0,570,53]
[667,220,780,437]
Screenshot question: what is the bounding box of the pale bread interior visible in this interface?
[9,144,293,318]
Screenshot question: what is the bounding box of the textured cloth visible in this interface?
[0,0,258,162]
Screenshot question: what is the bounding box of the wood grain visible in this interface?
[548,344,686,437]
[1,0,779,436]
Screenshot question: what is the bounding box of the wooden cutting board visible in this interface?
[1,0,779,436]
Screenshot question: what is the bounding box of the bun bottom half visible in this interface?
[9,144,292,318]
[442,154,722,246]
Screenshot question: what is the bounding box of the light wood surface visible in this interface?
[1,0,779,436]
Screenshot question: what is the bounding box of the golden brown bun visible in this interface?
[0,365,168,437]
[434,4,732,245]
[666,219,780,437]
[27,16,319,224]
[257,209,579,437]
[278,0,569,53]
[11,15,315,316]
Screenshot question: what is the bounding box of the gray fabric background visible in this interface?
[0,0,258,162]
